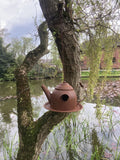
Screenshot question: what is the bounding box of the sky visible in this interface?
[0,0,43,39]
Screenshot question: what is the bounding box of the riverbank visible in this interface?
[82,80,120,106]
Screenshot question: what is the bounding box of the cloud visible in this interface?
[0,20,7,29]
[0,0,42,35]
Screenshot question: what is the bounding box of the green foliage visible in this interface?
[0,37,16,81]
[4,65,16,81]
[81,34,119,99]
[10,37,35,57]
[15,55,25,67]
[0,35,37,81]
[73,0,120,99]
[28,62,61,79]
[86,40,102,98]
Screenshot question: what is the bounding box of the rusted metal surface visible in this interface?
[55,81,73,90]
[41,81,83,112]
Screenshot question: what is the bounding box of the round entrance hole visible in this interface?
[61,94,69,101]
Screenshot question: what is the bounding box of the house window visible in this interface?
[112,57,116,63]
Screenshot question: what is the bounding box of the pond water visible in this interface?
[0,79,120,160]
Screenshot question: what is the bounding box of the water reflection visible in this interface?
[91,128,104,159]
[0,81,16,96]
[0,79,120,160]
[0,99,16,123]
[40,103,120,160]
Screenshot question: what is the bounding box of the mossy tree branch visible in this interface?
[22,22,49,73]
[15,22,49,130]
[15,20,70,160]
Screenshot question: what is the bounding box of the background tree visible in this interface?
[0,34,36,81]
[10,37,36,66]
[0,28,9,39]
[11,37,35,57]
[15,0,120,160]
[0,37,16,81]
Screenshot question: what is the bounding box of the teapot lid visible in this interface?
[55,81,73,91]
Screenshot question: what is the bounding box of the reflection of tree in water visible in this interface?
[91,128,104,159]
[0,81,16,97]
[0,122,5,148]
[64,119,74,160]
[64,116,82,160]
[0,81,16,123]
[0,99,16,123]
[38,104,120,159]
[64,115,107,160]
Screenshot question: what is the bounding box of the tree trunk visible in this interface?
[15,1,82,159]
[39,0,81,98]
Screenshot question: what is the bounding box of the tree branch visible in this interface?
[33,111,69,160]
[15,21,49,129]
[22,21,49,73]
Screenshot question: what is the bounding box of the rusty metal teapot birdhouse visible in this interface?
[41,81,83,112]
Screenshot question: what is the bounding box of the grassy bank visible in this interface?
[81,70,120,78]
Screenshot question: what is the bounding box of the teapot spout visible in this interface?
[41,85,51,102]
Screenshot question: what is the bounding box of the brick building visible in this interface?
[81,46,120,70]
